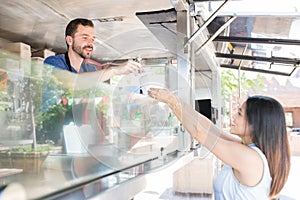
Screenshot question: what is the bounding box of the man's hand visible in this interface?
[114,60,144,75]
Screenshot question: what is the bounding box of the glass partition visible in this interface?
[0,50,191,199]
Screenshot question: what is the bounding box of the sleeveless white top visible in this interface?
[213,144,272,200]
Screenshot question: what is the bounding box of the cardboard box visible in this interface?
[4,42,31,60]
[31,49,55,58]
[173,155,215,194]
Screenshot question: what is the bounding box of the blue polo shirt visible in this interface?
[44,54,99,73]
[42,53,99,113]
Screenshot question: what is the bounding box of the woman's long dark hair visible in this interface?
[246,96,290,198]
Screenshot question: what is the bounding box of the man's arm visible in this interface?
[85,60,143,82]
[53,60,143,90]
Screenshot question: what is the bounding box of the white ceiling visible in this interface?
[0,0,174,60]
[1,0,299,76]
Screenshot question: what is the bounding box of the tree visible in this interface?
[221,69,265,127]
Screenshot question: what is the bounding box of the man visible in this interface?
[42,18,144,142]
[44,18,143,82]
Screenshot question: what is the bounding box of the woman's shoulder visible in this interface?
[247,144,265,158]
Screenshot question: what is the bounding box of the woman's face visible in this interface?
[230,102,252,139]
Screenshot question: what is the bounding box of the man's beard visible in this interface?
[72,43,93,59]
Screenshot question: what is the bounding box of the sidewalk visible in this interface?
[279,155,300,200]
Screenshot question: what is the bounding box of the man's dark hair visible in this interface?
[65,18,94,38]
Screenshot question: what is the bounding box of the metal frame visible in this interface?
[215,52,300,66]
[195,16,236,53]
[214,36,300,76]
[184,0,231,47]
[214,36,300,46]
[220,64,295,76]
[183,0,300,76]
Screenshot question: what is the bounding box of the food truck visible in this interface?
[0,0,299,199]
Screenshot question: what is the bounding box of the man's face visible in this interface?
[70,24,95,58]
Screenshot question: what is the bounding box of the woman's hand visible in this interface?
[148,88,174,104]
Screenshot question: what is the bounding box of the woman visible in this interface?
[148,88,290,199]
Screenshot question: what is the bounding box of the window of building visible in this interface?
[285,112,293,127]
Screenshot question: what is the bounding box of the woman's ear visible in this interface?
[66,35,73,46]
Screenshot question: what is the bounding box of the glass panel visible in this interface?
[0,50,190,199]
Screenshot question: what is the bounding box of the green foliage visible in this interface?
[221,69,265,101]
[10,144,52,153]
[221,69,265,117]
[34,71,73,144]
[38,102,71,144]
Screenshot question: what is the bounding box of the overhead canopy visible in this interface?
[205,0,300,77]
[0,0,299,77]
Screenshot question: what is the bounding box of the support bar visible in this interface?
[215,52,300,65]
[220,64,292,76]
[195,16,236,53]
[184,0,231,47]
[214,36,300,46]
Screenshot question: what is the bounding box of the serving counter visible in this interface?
[0,50,191,199]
